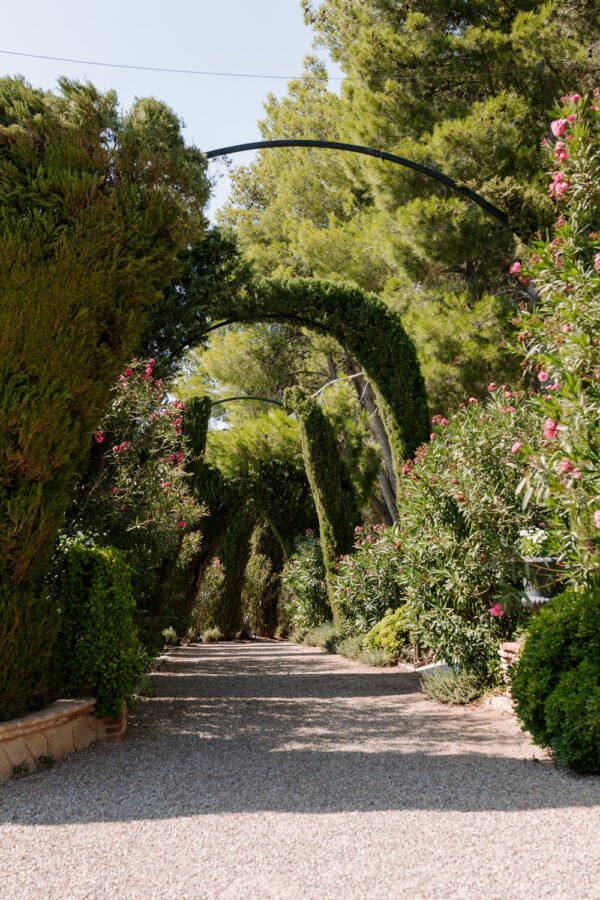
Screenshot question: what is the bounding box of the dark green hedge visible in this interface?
[208,276,429,485]
[284,387,359,618]
[56,538,149,717]
[0,78,208,719]
[208,503,257,638]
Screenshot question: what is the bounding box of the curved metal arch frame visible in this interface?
[206,139,509,228]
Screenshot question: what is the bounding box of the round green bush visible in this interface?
[363,606,413,663]
[511,585,600,774]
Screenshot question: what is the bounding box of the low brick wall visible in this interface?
[0,699,126,780]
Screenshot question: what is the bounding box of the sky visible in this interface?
[2,0,340,216]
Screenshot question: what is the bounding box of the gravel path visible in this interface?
[1,641,599,899]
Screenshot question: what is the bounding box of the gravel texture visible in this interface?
[1,641,599,899]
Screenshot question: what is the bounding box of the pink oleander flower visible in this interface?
[487,382,497,392]
[401,462,412,476]
[110,486,119,495]
[595,510,600,530]
[554,141,568,162]
[508,262,521,275]
[511,441,522,455]
[177,451,183,464]
[440,418,448,427]
[561,323,571,333]
[489,603,504,618]
[567,114,576,122]
[558,458,573,474]
[548,172,570,198]
[594,253,600,275]
[550,118,568,138]
[544,418,559,440]
[176,519,186,529]
[468,397,478,404]
[161,481,171,489]
[538,371,550,383]
[354,525,362,533]
[430,433,437,441]
[305,528,313,536]
[124,367,134,377]
[93,431,105,443]
[569,94,581,104]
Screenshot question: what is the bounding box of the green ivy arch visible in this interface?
[206,277,429,484]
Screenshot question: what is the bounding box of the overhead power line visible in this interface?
[0,48,343,81]
[0,47,592,85]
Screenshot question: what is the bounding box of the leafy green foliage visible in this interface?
[55,537,150,717]
[363,606,413,664]
[333,525,404,634]
[281,531,331,631]
[511,585,600,773]
[421,667,487,705]
[512,93,600,583]
[0,77,208,718]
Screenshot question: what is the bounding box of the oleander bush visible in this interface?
[55,537,150,717]
[281,531,332,631]
[511,92,600,584]
[333,525,404,634]
[395,390,546,680]
[511,585,600,774]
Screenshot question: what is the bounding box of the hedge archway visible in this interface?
[205,277,429,485]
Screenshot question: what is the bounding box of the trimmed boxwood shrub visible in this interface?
[511,585,600,774]
[56,537,150,716]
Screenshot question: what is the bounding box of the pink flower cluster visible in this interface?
[594,253,600,275]
[431,414,448,427]
[489,603,504,617]
[548,171,569,199]
[112,441,130,454]
[94,431,105,444]
[543,419,559,440]
[595,510,600,530]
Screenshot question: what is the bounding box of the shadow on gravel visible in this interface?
[2,643,599,825]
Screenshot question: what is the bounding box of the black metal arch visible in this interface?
[211,396,284,408]
[206,139,509,228]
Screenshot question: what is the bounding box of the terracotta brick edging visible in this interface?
[0,698,127,781]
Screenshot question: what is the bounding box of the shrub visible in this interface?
[421,667,487,705]
[55,537,150,717]
[363,606,413,663]
[301,622,342,652]
[396,390,546,678]
[202,627,223,643]
[72,359,205,636]
[162,627,178,646]
[335,635,389,667]
[510,585,600,773]
[281,531,332,630]
[333,525,404,634]
[511,92,600,584]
